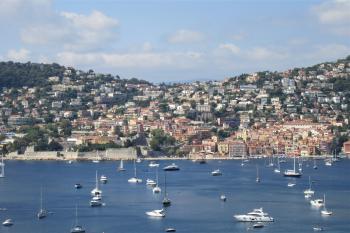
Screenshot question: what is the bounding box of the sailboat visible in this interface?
[298,158,303,172]
[283,155,302,177]
[0,154,5,178]
[256,165,260,183]
[274,157,281,173]
[267,156,274,167]
[304,176,315,196]
[91,171,102,197]
[128,160,142,183]
[37,187,48,219]
[152,167,161,193]
[313,159,318,169]
[71,204,85,233]
[92,151,101,163]
[321,194,333,216]
[117,159,126,172]
[162,171,171,207]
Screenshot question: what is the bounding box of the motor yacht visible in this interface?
[149,161,160,167]
[146,209,165,217]
[100,175,108,183]
[163,163,180,171]
[128,177,142,183]
[234,208,274,222]
[90,196,102,207]
[2,219,13,226]
[310,198,324,207]
[211,169,222,176]
[146,179,157,186]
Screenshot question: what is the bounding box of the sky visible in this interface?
[0,0,350,83]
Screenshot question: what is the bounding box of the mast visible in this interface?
[40,187,43,211]
[156,167,159,184]
[95,170,99,190]
[309,176,311,190]
[293,155,296,172]
[134,160,137,177]
[0,154,4,178]
[75,204,78,226]
[164,171,167,198]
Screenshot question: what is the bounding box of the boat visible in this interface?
[313,226,324,231]
[71,204,85,233]
[153,167,161,193]
[253,222,264,228]
[149,161,160,167]
[234,208,274,222]
[91,171,102,197]
[256,165,260,183]
[162,171,171,207]
[163,163,180,171]
[304,176,315,195]
[310,198,324,207]
[220,194,227,202]
[117,159,126,172]
[37,187,48,219]
[320,194,332,216]
[146,209,165,217]
[92,150,102,163]
[136,158,142,163]
[75,183,82,189]
[274,157,281,173]
[67,160,73,164]
[325,160,332,166]
[313,159,318,169]
[287,182,296,187]
[146,179,157,186]
[211,169,222,176]
[283,155,302,177]
[165,228,176,232]
[100,175,108,183]
[267,156,274,167]
[90,196,103,207]
[2,219,13,226]
[0,154,5,178]
[305,193,312,199]
[128,160,142,183]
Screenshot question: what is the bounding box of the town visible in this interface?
[0,56,350,160]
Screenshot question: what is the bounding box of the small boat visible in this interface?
[37,187,48,219]
[146,179,157,186]
[165,228,176,232]
[304,176,315,195]
[128,160,142,183]
[90,196,103,207]
[310,198,324,207]
[163,163,180,171]
[146,209,165,217]
[313,226,324,231]
[234,208,274,222]
[325,160,332,166]
[220,194,227,202]
[253,222,264,228]
[100,175,108,183]
[92,159,100,163]
[321,194,332,216]
[313,159,318,169]
[75,183,82,189]
[2,219,13,226]
[136,158,142,163]
[117,159,126,172]
[149,161,160,167]
[287,182,296,187]
[153,186,161,193]
[211,169,222,176]
[67,160,73,164]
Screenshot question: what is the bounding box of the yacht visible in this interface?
[304,176,315,195]
[149,161,160,167]
[325,160,332,166]
[2,219,13,226]
[162,171,171,207]
[321,194,332,216]
[136,158,142,163]
[163,163,180,171]
[313,226,324,231]
[152,167,161,193]
[91,171,102,197]
[117,159,126,172]
[146,209,165,217]
[220,194,227,202]
[310,198,324,208]
[90,196,103,207]
[100,175,108,183]
[287,182,296,187]
[211,169,222,176]
[305,193,312,199]
[37,187,48,219]
[128,160,142,183]
[234,208,274,222]
[283,155,302,177]
[146,179,157,186]
[165,228,176,232]
[71,205,85,233]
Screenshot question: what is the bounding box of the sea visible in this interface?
[0,159,349,233]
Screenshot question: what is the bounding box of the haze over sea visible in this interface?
[0,159,349,233]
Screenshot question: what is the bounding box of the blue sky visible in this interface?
[0,0,349,82]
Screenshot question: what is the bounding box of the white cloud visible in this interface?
[313,0,350,24]
[218,43,240,55]
[246,47,288,60]
[168,29,204,43]
[6,48,30,62]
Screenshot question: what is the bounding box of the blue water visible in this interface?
[0,159,349,233]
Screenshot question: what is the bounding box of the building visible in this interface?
[229,140,247,158]
[343,141,350,155]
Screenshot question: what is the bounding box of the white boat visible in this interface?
[71,204,85,233]
[313,226,324,231]
[0,154,5,178]
[304,176,315,195]
[211,169,222,176]
[234,208,274,222]
[91,171,102,197]
[136,158,142,163]
[2,219,13,226]
[287,182,296,187]
[153,167,161,193]
[67,160,73,164]
[100,175,108,183]
[117,159,126,172]
[283,155,301,177]
[313,159,318,169]
[321,194,332,216]
[146,179,156,186]
[37,187,48,219]
[305,193,312,199]
[128,160,142,183]
[146,209,165,217]
[220,194,227,202]
[149,161,160,167]
[90,196,103,207]
[274,157,281,173]
[253,222,264,228]
[325,160,332,166]
[163,163,180,171]
[165,227,176,232]
[92,150,102,163]
[310,198,324,207]
[256,166,260,183]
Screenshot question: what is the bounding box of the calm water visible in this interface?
[0,159,350,233]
